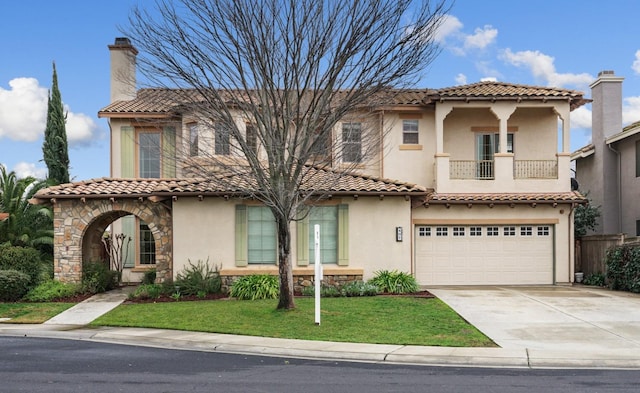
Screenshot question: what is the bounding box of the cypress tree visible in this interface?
[42,62,70,184]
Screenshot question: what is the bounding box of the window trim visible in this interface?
[137,219,156,267]
[342,122,362,163]
[402,119,419,144]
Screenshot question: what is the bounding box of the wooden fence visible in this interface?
[575,234,640,276]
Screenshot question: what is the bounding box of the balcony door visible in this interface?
[475,133,513,179]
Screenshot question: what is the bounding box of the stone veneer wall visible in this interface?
[220,273,364,294]
[53,198,173,283]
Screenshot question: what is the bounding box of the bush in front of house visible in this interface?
[0,270,32,302]
[82,261,119,294]
[301,284,342,297]
[0,243,42,289]
[174,259,222,296]
[368,270,419,294]
[606,244,640,293]
[341,280,379,297]
[141,269,156,285]
[230,274,279,300]
[23,280,83,302]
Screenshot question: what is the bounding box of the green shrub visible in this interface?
[23,280,82,302]
[174,259,221,296]
[0,243,42,288]
[368,270,418,294]
[341,280,379,297]
[300,284,342,297]
[606,244,640,292]
[230,274,279,300]
[141,269,156,285]
[82,261,118,294]
[0,270,31,302]
[129,284,166,300]
[583,272,606,287]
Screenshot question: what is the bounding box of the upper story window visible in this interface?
[246,124,257,156]
[311,128,332,160]
[402,120,419,144]
[215,124,230,155]
[188,123,199,157]
[342,122,362,163]
[138,131,161,178]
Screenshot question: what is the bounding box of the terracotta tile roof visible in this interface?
[0,212,8,221]
[422,191,587,205]
[98,82,589,117]
[570,143,595,160]
[32,170,428,201]
[426,81,590,110]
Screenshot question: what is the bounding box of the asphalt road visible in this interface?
[0,337,639,393]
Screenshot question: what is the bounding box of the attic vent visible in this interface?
[114,37,131,45]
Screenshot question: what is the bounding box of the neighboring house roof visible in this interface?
[421,191,586,206]
[31,170,429,202]
[570,143,595,161]
[605,120,640,144]
[0,212,8,221]
[98,82,589,118]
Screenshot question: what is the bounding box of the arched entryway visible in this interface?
[52,198,172,283]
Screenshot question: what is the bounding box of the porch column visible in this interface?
[490,104,517,182]
[434,104,454,192]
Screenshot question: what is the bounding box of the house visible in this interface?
[33,38,588,287]
[572,70,640,237]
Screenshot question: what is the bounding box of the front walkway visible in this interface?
[44,286,135,326]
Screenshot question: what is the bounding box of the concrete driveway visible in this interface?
[429,286,640,353]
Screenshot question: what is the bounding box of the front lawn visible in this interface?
[92,296,495,347]
[0,303,75,324]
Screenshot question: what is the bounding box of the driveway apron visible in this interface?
[428,286,640,352]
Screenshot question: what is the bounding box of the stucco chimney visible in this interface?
[590,70,624,141]
[108,37,138,102]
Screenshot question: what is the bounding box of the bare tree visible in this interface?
[126,0,450,309]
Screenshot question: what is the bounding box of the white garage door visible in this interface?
[415,225,553,285]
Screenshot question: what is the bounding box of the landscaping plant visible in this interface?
[174,259,221,296]
[0,270,31,302]
[341,280,379,297]
[230,274,279,300]
[82,261,118,294]
[606,244,640,293]
[23,280,82,302]
[368,270,419,294]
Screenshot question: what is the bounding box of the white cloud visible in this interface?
[0,78,48,142]
[0,77,100,146]
[434,14,463,44]
[12,162,47,180]
[633,50,640,75]
[464,25,498,51]
[480,77,497,82]
[570,106,592,130]
[500,49,593,89]
[455,73,467,85]
[623,96,640,124]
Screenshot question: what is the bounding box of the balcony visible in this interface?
[450,160,558,180]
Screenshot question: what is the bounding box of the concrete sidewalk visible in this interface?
[43,286,134,326]
[1,285,640,369]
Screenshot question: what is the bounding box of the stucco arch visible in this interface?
[53,198,172,283]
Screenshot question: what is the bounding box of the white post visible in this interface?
[314,224,322,325]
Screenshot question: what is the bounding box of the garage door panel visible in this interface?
[415,225,553,286]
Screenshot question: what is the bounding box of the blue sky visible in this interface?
[1,0,640,180]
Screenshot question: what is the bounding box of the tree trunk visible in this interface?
[276,217,295,309]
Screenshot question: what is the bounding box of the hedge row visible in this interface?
[606,244,640,293]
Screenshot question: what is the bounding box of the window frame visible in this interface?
[402,119,419,144]
[308,206,339,264]
[215,124,231,155]
[188,123,199,157]
[137,220,156,266]
[342,122,362,163]
[247,206,277,265]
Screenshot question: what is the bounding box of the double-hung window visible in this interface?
[402,120,419,144]
[247,206,277,264]
[139,221,156,265]
[138,131,161,178]
[342,122,362,163]
[215,124,230,155]
[308,206,338,264]
[188,123,199,157]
